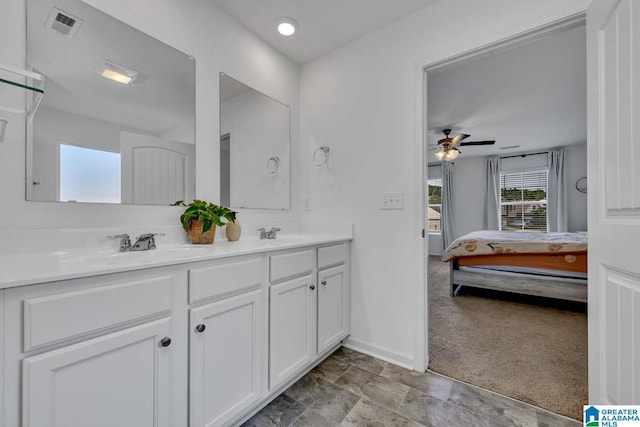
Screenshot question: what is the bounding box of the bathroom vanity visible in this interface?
[0,234,351,427]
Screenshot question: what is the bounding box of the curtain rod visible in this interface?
[499,151,548,160]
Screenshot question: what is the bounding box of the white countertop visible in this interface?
[0,233,352,289]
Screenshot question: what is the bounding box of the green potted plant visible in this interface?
[173,200,235,244]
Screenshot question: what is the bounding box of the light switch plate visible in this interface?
[303,198,312,211]
[380,192,404,209]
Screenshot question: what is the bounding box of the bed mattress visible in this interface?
[442,230,587,262]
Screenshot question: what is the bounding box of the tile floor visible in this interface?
[242,347,580,427]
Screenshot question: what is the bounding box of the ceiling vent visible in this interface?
[46,8,83,38]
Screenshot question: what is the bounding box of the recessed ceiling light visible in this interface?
[276,17,297,36]
[96,59,139,85]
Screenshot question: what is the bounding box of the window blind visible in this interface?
[499,170,547,232]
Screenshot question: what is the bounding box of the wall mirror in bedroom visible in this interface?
[25,0,196,205]
[424,20,588,422]
[219,73,291,210]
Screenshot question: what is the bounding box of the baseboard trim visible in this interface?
[343,337,414,370]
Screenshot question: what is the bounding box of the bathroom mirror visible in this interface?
[26,0,196,205]
[220,73,291,210]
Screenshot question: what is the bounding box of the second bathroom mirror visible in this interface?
[220,73,291,210]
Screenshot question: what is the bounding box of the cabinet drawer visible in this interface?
[269,250,313,283]
[189,257,262,304]
[318,244,347,269]
[24,276,172,352]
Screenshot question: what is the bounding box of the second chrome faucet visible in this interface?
[257,227,281,239]
[108,233,165,252]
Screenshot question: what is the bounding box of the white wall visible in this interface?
[0,0,299,233]
[300,0,587,367]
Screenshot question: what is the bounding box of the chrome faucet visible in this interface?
[257,227,281,239]
[267,227,281,239]
[132,233,165,251]
[108,234,132,252]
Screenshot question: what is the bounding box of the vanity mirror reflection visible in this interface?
[26,0,195,205]
[220,73,291,210]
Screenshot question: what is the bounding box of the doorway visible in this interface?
[422,16,588,420]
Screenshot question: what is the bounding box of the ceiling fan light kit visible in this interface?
[432,128,495,161]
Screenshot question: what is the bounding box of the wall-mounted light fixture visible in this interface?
[96,59,139,85]
[276,17,298,36]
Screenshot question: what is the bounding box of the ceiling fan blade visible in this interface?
[459,140,496,146]
[450,133,470,145]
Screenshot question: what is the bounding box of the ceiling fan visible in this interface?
[431,129,495,161]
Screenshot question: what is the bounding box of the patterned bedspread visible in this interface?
[441,230,588,262]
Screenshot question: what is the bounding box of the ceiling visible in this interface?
[427,24,587,158]
[211,0,438,64]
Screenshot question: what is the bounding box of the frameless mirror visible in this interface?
[220,73,290,210]
[26,0,195,205]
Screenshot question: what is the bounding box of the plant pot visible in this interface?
[187,220,216,244]
[225,220,241,241]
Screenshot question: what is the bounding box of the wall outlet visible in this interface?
[303,197,312,211]
[381,192,404,210]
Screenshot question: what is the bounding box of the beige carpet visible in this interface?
[427,257,588,420]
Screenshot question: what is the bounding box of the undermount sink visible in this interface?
[81,245,212,265]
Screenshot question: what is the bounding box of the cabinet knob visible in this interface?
[195,324,206,333]
[160,337,172,347]
[321,280,327,286]
[309,284,316,290]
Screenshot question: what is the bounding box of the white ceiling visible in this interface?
[427,24,587,158]
[211,0,438,64]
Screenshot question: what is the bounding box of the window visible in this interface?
[500,170,547,232]
[59,144,121,203]
[428,177,442,232]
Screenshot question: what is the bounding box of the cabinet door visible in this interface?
[318,265,347,354]
[22,318,172,427]
[190,290,262,427]
[269,275,315,390]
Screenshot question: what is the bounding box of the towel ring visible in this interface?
[266,156,280,174]
[313,146,330,166]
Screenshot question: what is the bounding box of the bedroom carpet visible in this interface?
[427,256,588,421]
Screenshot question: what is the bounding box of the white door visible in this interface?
[269,275,315,390]
[120,131,195,205]
[22,318,172,427]
[189,290,262,427]
[587,0,640,404]
[317,265,347,354]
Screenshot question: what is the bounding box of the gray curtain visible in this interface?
[483,156,500,230]
[441,162,455,250]
[548,149,568,232]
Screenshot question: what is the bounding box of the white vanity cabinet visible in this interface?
[268,250,315,390]
[187,256,264,427]
[268,245,350,391]
[317,244,350,354]
[1,237,351,427]
[2,268,186,427]
[23,318,173,427]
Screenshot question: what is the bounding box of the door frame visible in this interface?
[413,11,586,372]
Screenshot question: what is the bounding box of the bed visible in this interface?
[441,230,588,302]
